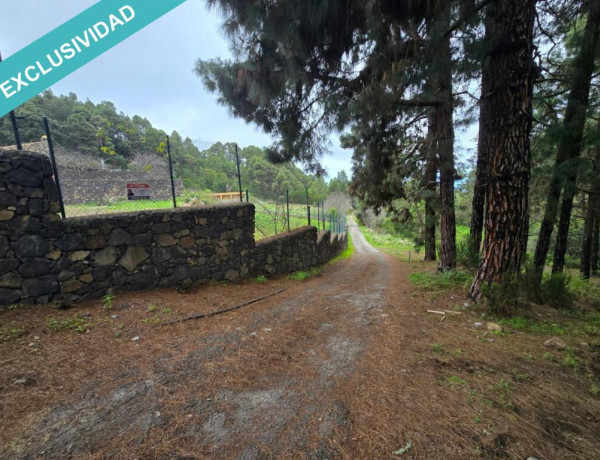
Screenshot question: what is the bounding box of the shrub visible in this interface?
[482,274,523,317]
[542,273,575,309]
[456,236,480,269]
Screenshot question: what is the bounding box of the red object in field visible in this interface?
[126,183,151,200]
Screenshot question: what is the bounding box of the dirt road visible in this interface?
[1,218,401,459]
[3,219,600,459]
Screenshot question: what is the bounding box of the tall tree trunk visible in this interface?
[592,212,599,275]
[534,0,600,278]
[581,191,599,279]
[431,0,456,271]
[424,125,438,261]
[469,0,536,301]
[469,12,493,255]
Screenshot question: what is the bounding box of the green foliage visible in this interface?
[287,267,322,282]
[498,317,566,335]
[444,375,467,386]
[0,325,27,341]
[409,270,472,292]
[456,235,480,269]
[329,232,354,264]
[482,274,523,317]
[47,316,88,333]
[101,294,114,311]
[543,273,575,309]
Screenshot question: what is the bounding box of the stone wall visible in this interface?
[0,150,347,306]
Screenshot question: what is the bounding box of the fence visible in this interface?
[1,116,349,237]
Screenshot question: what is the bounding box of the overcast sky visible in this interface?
[0,0,354,178]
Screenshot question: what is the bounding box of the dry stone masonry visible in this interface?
[0,150,347,305]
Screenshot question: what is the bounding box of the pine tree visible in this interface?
[469,0,537,300]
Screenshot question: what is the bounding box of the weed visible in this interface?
[288,267,322,282]
[47,316,88,333]
[482,274,522,317]
[101,294,114,311]
[6,304,21,311]
[474,415,481,424]
[591,385,600,396]
[409,270,472,291]
[0,325,27,341]
[445,375,467,386]
[494,380,514,391]
[562,352,578,370]
[431,343,444,354]
[498,317,565,335]
[543,352,555,362]
[543,273,575,309]
[147,304,157,313]
[452,348,464,357]
[163,307,172,314]
[255,275,267,283]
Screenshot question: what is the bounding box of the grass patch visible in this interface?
[409,270,472,292]
[47,316,88,333]
[498,317,566,335]
[0,325,27,341]
[444,375,467,386]
[329,232,354,264]
[287,267,322,282]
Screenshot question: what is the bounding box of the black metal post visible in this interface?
[305,187,310,225]
[166,136,177,208]
[317,203,320,230]
[0,52,22,151]
[235,144,243,202]
[286,189,290,232]
[322,203,326,230]
[246,190,249,203]
[42,117,66,219]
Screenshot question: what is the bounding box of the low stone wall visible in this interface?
[0,150,347,306]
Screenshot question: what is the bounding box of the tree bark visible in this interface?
[581,191,599,279]
[431,0,456,271]
[534,0,600,277]
[469,12,493,255]
[424,123,438,261]
[592,212,599,275]
[469,0,536,301]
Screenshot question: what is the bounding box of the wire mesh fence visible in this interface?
[3,116,349,237]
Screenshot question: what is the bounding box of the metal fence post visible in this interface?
[166,136,177,209]
[235,144,243,202]
[246,190,249,203]
[317,203,320,230]
[286,189,290,232]
[0,52,22,150]
[305,187,310,225]
[42,117,66,219]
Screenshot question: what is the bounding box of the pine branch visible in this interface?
[444,0,494,38]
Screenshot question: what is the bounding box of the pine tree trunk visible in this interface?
[424,129,438,261]
[581,191,599,279]
[534,0,600,278]
[469,0,536,301]
[431,0,456,271]
[469,12,493,256]
[592,212,599,275]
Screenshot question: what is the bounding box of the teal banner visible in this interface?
[0,0,187,117]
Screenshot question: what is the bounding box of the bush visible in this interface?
[542,273,575,309]
[456,236,480,269]
[482,274,523,317]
